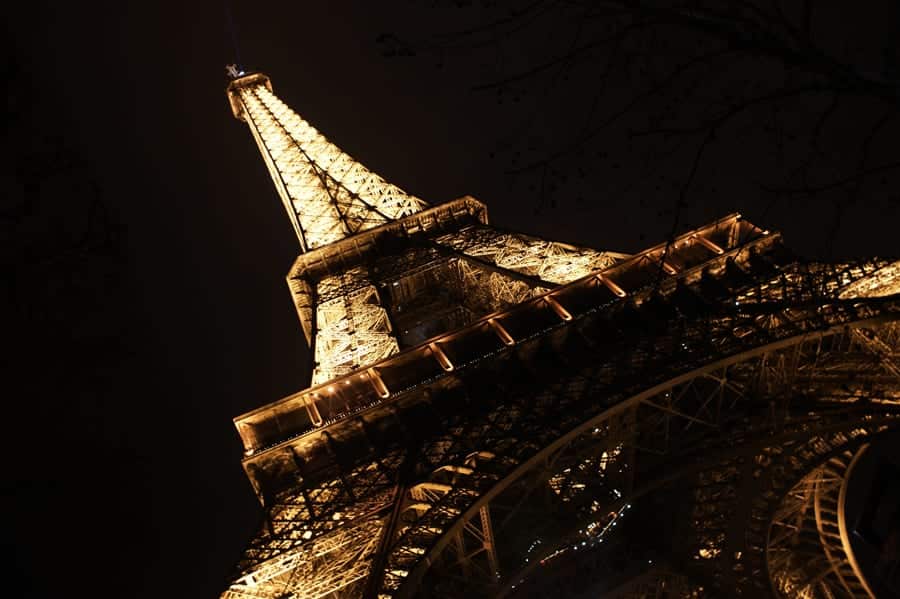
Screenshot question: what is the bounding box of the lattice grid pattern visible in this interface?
[435,225,627,286]
[767,450,874,598]
[313,270,398,385]
[232,78,428,250]
[223,71,899,599]
[224,247,899,598]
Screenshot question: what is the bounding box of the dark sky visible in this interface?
[6,2,898,598]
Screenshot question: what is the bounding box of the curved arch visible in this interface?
[226,290,899,599]
[393,320,900,598]
[766,443,877,598]
[838,446,876,598]
[490,417,898,599]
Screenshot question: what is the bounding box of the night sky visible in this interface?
[6,2,899,598]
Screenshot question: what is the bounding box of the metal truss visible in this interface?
[223,233,900,598]
[682,411,885,596]
[295,224,629,386]
[225,448,405,598]
[767,447,874,598]
[312,269,399,385]
[472,330,899,598]
[228,74,428,251]
[223,518,383,599]
[223,70,900,599]
[293,224,628,307]
[227,72,629,389]
[434,225,627,286]
[454,258,543,314]
[235,213,773,457]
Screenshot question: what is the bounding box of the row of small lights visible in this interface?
[511,501,634,591]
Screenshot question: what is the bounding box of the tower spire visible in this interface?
[226,72,428,251]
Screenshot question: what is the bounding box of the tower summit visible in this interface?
[221,69,900,599]
[226,71,429,252]
[225,69,625,386]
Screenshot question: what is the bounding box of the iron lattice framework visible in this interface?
[227,73,624,386]
[221,70,900,599]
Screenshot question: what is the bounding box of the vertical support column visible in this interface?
[362,484,407,599]
[480,505,500,582]
[314,270,401,386]
[727,215,741,249]
[454,531,470,578]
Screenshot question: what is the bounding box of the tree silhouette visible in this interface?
[380,1,900,256]
[3,51,141,597]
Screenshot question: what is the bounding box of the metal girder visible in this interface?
[384,301,900,593]
[224,517,385,599]
[851,327,900,377]
[312,272,399,385]
[489,357,898,597]
[767,447,875,598]
[685,417,885,597]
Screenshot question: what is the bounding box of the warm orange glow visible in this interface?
[691,234,724,255]
[596,274,627,297]
[545,295,573,321]
[488,318,516,346]
[229,73,631,389]
[305,393,324,426]
[222,70,851,599]
[839,260,900,299]
[429,342,454,372]
[662,260,678,275]
[367,367,390,399]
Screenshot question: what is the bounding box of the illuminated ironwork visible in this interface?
[228,72,625,386]
[767,447,875,598]
[221,69,900,598]
[227,73,428,251]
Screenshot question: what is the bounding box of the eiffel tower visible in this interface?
[220,69,900,598]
